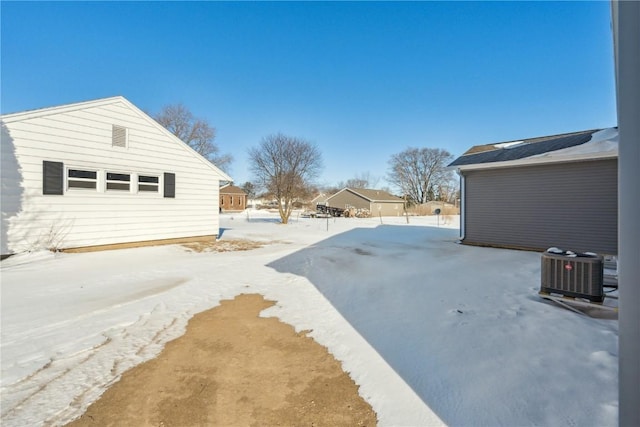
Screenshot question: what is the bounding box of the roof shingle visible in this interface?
[449,129,600,167]
[346,188,404,202]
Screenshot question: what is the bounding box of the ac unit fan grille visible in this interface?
[541,253,604,302]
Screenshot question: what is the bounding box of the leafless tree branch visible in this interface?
[154,103,233,172]
[248,133,323,224]
[387,147,454,205]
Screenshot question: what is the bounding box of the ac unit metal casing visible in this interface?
[541,252,604,302]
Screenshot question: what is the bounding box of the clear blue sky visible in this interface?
[1,1,617,189]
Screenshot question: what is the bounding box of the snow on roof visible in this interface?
[493,140,525,149]
[449,127,617,170]
[529,127,618,160]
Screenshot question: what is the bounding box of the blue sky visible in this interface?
[1,1,617,188]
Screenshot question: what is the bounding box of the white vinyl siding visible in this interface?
[1,98,226,254]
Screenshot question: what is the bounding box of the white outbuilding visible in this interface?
[1,96,232,257]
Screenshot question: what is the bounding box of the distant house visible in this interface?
[219,184,247,212]
[0,96,232,257]
[448,128,618,254]
[309,192,330,207]
[326,188,406,216]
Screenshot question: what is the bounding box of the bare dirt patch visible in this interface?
[66,294,377,426]
[182,239,268,253]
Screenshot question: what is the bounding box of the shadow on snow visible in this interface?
[267,223,616,427]
[267,224,462,424]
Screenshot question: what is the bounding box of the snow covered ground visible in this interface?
[1,211,618,426]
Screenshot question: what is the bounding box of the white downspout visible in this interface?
[456,168,464,242]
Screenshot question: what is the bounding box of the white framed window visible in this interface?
[106,172,131,191]
[67,168,98,190]
[138,175,159,193]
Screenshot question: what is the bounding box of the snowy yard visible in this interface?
[0,211,618,426]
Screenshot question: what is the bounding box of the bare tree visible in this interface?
[154,104,232,172]
[435,177,460,205]
[339,171,380,189]
[241,181,256,200]
[248,133,323,224]
[387,147,454,205]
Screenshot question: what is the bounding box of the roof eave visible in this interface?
[1,96,234,182]
[454,151,618,172]
[0,96,128,122]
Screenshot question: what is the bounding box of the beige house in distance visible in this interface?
[326,188,406,216]
[308,192,329,208]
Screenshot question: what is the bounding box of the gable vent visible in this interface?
[112,125,128,148]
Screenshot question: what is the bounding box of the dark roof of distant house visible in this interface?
[448,129,601,167]
[220,184,246,195]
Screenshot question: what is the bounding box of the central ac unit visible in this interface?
[540,249,604,302]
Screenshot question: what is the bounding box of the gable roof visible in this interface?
[220,184,246,195]
[331,188,405,203]
[449,128,618,170]
[1,96,233,181]
[309,193,329,204]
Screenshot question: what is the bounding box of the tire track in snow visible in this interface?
[48,304,188,426]
[2,278,187,346]
[1,299,188,427]
[1,336,112,420]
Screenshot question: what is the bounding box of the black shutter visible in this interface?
[43,161,64,195]
[164,172,175,198]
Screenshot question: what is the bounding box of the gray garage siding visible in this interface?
[327,190,405,216]
[328,191,369,210]
[463,159,617,254]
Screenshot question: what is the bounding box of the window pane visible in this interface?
[139,175,159,183]
[69,180,97,189]
[106,173,130,182]
[69,169,97,179]
[139,184,158,192]
[106,182,130,191]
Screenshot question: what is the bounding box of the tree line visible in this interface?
[155,103,457,224]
